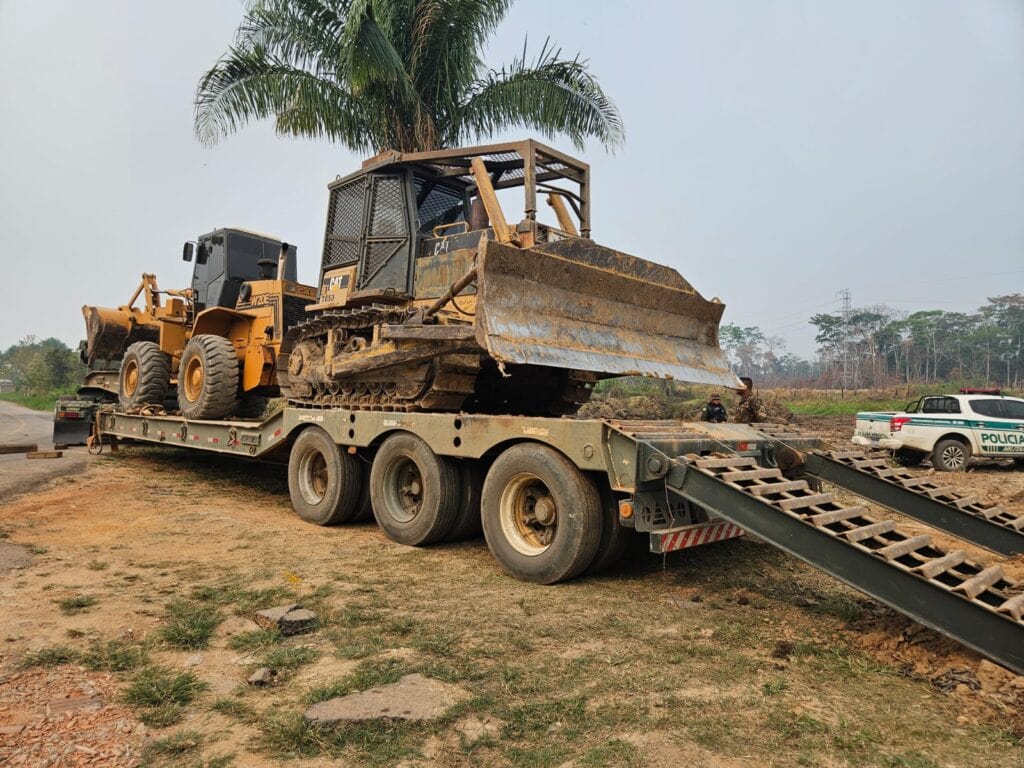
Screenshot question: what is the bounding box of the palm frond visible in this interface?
[237,0,350,71]
[194,45,374,150]
[455,38,624,150]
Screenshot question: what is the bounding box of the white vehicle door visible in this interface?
[968,398,1024,457]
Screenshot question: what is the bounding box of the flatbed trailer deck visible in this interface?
[96,407,1024,674]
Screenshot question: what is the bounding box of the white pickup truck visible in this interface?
[853,392,1024,471]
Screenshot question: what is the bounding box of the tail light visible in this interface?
[890,416,911,432]
[57,411,82,420]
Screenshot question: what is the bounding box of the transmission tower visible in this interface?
[837,288,852,391]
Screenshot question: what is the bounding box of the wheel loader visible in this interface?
[80,228,316,419]
[280,139,738,413]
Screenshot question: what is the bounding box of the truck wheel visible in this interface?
[445,461,485,541]
[370,433,462,546]
[932,438,970,472]
[481,444,602,584]
[893,449,925,467]
[288,427,363,525]
[178,335,239,419]
[119,341,170,410]
[586,483,631,575]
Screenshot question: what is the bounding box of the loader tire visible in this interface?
[119,341,171,411]
[178,335,239,420]
[481,444,602,584]
[370,433,462,546]
[288,427,364,525]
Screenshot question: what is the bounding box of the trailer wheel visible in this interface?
[481,443,602,584]
[119,341,170,410]
[352,453,374,522]
[445,461,485,541]
[370,433,462,545]
[586,483,630,574]
[932,438,970,472]
[288,427,363,525]
[178,335,239,419]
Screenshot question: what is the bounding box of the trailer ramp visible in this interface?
[659,452,1024,674]
[753,425,1024,556]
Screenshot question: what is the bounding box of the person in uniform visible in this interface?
[700,394,728,423]
[734,376,767,424]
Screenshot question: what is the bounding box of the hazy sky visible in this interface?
[2,0,1022,357]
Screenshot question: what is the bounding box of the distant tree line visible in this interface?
[810,294,1023,388]
[721,294,1024,389]
[0,337,84,397]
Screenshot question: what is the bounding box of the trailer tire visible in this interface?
[932,438,970,472]
[586,483,630,575]
[352,453,374,522]
[446,461,485,541]
[119,341,170,411]
[288,427,364,525]
[370,433,462,546]
[178,335,239,420]
[482,444,602,584]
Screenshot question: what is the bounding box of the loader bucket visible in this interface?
[474,238,741,389]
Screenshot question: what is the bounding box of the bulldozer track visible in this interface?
[674,453,1024,672]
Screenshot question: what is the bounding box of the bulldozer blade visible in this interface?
[475,238,740,388]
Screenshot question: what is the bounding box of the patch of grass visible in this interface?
[500,696,587,740]
[305,659,408,705]
[160,600,222,649]
[882,753,940,768]
[86,560,109,570]
[411,629,459,655]
[0,389,71,411]
[210,696,257,722]
[19,645,78,669]
[55,594,98,615]
[27,545,48,555]
[578,738,642,767]
[124,665,207,725]
[261,645,319,671]
[762,678,788,697]
[143,729,203,758]
[811,594,865,623]
[255,711,421,764]
[139,703,188,728]
[227,628,281,652]
[81,639,148,672]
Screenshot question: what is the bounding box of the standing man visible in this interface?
[700,393,728,423]
[734,376,768,424]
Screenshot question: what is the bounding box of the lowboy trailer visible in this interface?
[95,407,1024,674]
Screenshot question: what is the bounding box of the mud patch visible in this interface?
[0,541,33,572]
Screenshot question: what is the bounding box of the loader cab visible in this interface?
[187,228,297,312]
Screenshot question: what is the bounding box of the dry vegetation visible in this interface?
[1,417,1023,767]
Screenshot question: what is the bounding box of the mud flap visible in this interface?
[474,238,741,388]
[53,419,92,447]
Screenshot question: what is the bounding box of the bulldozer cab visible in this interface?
[317,141,589,304]
[188,228,298,311]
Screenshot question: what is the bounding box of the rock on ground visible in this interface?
[303,673,470,725]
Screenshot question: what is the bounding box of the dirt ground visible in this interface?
[1,414,1023,767]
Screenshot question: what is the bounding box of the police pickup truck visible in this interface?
[853,390,1024,471]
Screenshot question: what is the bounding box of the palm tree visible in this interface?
[195,0,623,154]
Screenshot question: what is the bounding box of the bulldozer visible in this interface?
[280,140,738,413]
[81,228,316,419]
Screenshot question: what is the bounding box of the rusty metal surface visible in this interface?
[475,239,741,388]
